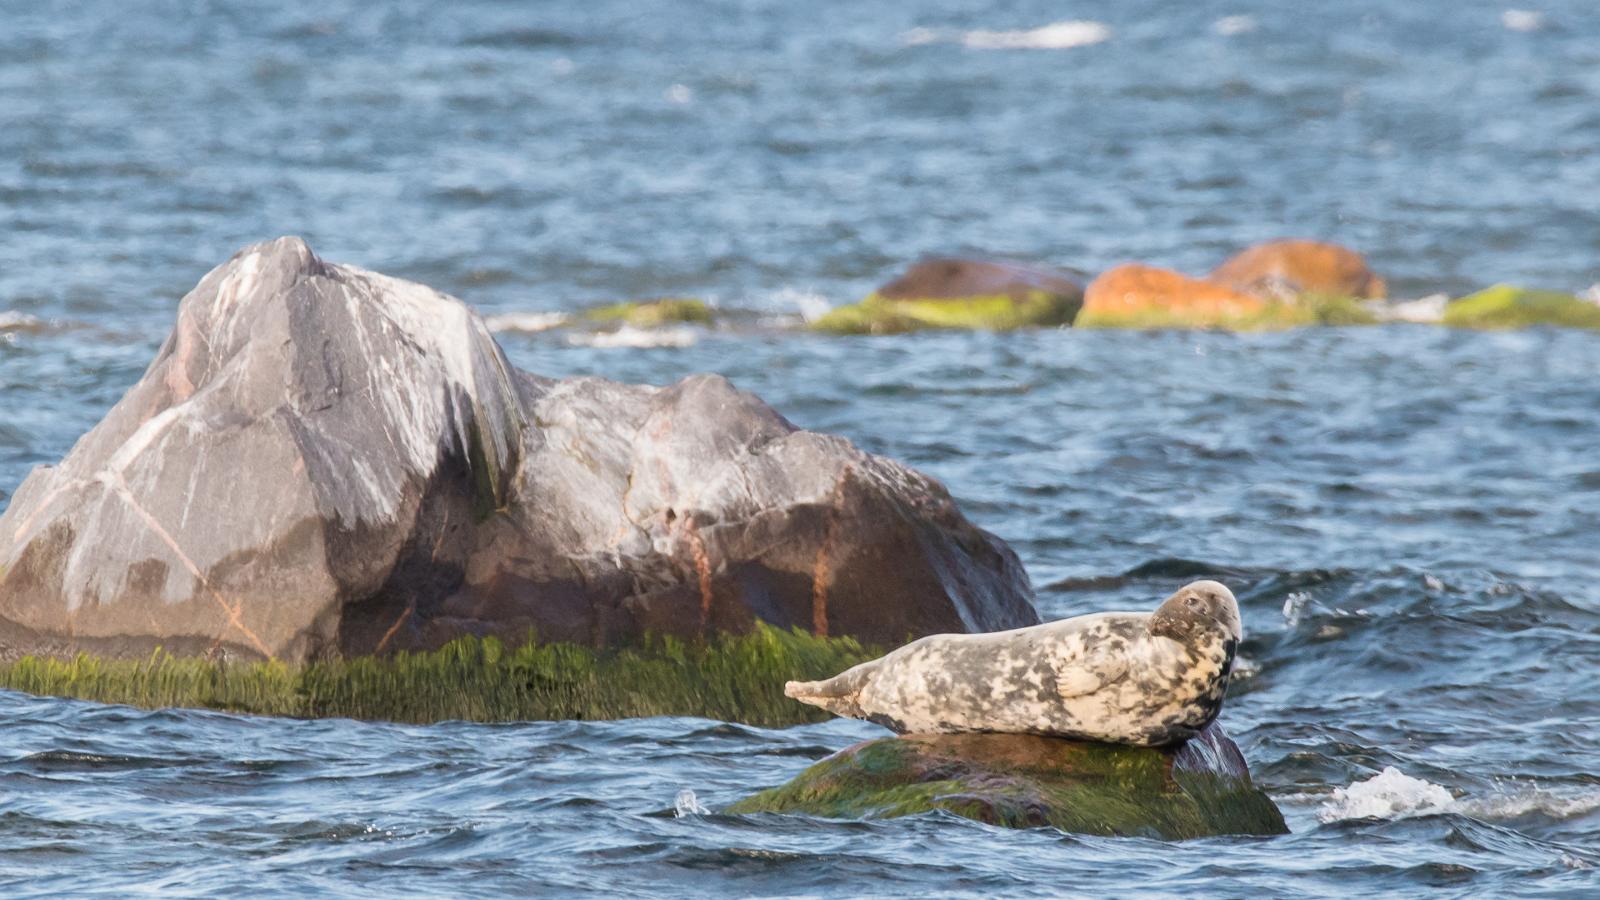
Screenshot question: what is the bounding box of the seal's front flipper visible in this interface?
[1054,643,1130,699]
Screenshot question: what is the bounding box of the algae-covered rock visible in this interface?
[726,724,1287,839]
[1441,285,1600,330]
[0,626,879,727]
[812,258,1084,334]
[1080,263,1378,330]
[1210,239,1387,301]
[584,297,714,328]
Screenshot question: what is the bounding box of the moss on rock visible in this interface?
[1076,293,1378,331]
[0,625,877,726]
[810,291,1081,335]
[726,730,1287,839]
[584,298,714,328]
[1441,285,1600,330]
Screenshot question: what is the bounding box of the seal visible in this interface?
[784,580,1241,747]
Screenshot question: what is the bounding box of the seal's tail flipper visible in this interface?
[784,662,874,719]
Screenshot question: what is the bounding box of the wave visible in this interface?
[903,21,1111,51]
[1319,766,1600,824]
[1372,295,1448,323]
[1318,767,1455,822]
[484,311,571,334]
[770,287,834,324]
[568,326,699,349]
[673,789,711,817]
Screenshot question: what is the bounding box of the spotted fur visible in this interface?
[784,580,1243,747]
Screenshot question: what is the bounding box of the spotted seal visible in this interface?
[784,580,1241,747]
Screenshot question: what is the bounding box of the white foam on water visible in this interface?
[1320,767,1600,825]
[569,325,699,349]
[665,83,693,105]
[771,287,834,323]
[1579,284,1600,305]
[1501,9,1545,32]
[1377,294,1449,324]
[674,789,711,818]
[1214,15,1258,36]
[1456,784,1600,821]
[961,21,1111,50]
[1319,767,1456,822]
[484,311,571,333]
[1281,590,1311,628]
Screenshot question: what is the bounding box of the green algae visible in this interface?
[1075,294,1378,331]
[726,733,1287,839]
[0,625,877,726]
[584,298,714,328]
[1441,285,1600,330]
[809,291,1082,335]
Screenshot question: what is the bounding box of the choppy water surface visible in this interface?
[3,0,1600,895]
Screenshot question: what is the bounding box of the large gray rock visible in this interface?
[0,238,1037,662]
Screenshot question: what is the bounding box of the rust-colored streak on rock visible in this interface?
[103,473,274,659]
[682,517,715,632]
[811,465,854,638]
[373,604,415,654]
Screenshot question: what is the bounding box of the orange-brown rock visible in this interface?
[1209,239,1386,300]
[1082,264,1265,320]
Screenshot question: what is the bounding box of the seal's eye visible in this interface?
[1186,596,1201,610]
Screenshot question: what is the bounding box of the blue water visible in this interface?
[3,1,1600,895]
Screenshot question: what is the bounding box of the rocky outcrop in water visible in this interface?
[811,258,1084,334]
[1210,239,1386,301]
[1078,241,1386,330]
[1080,263,1271,328]
[0,238,1038,663]
[726,722,1287,839]
[1442,284,1600,330]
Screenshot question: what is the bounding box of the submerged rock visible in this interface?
[1080,263,1376,330]
[811,258,1084,334]
[1441,284,1600,330]
[583,297,714,328]
[0,238,1037,664]
[1209,239,1387,301]
[726,723,1287,839]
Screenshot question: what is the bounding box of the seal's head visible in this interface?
[1149,580,1242,645]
